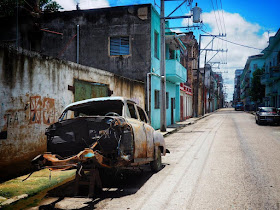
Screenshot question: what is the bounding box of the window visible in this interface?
[172,98,175,109]
[154,31,159,59]
[166,92,169,109]
[155,90,160,109]
[169,48,175,59]
[253,64,257,70]
[110,36,129,56]
[127,103,138,119]
[137,106,148,123]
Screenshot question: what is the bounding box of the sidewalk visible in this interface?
[158,112,213,137]
[0,112,212,208]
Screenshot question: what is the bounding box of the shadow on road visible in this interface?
[33,165,165,209]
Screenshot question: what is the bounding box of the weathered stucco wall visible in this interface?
[0,45,145,180]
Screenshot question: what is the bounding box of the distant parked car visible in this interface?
[255,107,280,125]
[235,102,244,111]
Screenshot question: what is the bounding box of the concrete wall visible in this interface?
[0,45,145,180]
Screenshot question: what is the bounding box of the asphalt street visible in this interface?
[28,108,280,209]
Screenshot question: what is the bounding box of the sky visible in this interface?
[54,0,280,101]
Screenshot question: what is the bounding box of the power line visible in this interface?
[201,30,279,52]
[215,0,224,34]
[219,0,227,34]
[210,0,221,34]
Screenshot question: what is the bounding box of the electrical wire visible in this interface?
[201,30,279,52]
[219,0,227,35]
[215,0,224,34]
[210,0,221,35]
[219,0,227,64]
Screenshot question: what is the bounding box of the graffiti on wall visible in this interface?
[42,98,55,124]
[30,96,42,124]
[0,96,55,139]
[30,96,55,125]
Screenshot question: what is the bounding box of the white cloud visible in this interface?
[79,0,110,10]
[182,10,274,101]
[55,0,109,11]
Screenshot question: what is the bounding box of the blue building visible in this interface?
[260,28,280,107]
[149,9,187,129]
[240,54,265,110]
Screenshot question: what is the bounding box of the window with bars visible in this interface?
[154,31,159,59]
[110,36,130,56]
[166,92,169,109]
[155,90,160,109]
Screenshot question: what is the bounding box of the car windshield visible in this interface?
[60,100,124,120]
[236,102,243,105]
[259,107,276,112]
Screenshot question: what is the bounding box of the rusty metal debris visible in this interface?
[32,117,133,171]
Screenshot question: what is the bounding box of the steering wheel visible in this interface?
[105,112,120,117]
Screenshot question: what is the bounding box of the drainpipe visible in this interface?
[77,25,79,64]
[16,0,19,48]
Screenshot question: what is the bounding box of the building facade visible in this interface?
[240,54,265,110]
[233,69,243,106]
[180,32,198,118]
[261,29,280,107]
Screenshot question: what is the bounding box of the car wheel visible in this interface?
[150,147,162,172]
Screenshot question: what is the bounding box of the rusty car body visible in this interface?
[32,97,168,172]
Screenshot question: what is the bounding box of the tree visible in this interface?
[39,0,63,12]
[249,68,265,105]
[0,0,63,17]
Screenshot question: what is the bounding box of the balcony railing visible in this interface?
[260,73,278,85]
[270,65,280,72]
[271,71,280,79]
[166,59,187,83]
[261,74,268,84]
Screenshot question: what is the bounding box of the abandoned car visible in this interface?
[32,97,168,172]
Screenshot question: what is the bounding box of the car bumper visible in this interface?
[259,117,280,124]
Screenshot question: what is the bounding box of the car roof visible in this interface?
[63,96,136,111]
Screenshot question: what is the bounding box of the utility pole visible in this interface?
[16,0,19,48]
[196,33,227,116]
[160,0,199,130]
[194,34,201,117]
[160,0,166,131]
[202,50,207,115]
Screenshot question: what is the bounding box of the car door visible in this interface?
[136,106,154,159]
[126,102,147,159]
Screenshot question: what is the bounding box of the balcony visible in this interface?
[271,71,280,80]
[260,73,278,85]
[261,74,269,84]
[166,59,187,83]
[270,66,280,72]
